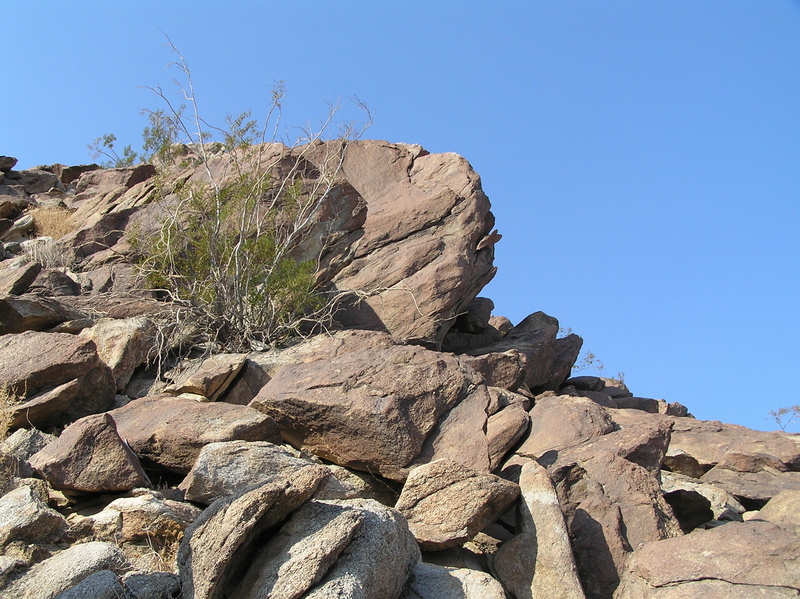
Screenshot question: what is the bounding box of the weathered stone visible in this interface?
[0,484,66,545]
[0,295,88,334]
[0,428,56,465]
[468,311,559,391]
[487,400,530,471]
[539,422,681,599]
[516,394,615,459]
[563,376,606,392]
[229,498,420,599]
[180,440,330,505]
[178,466,330,599]
[396,459,519,550]
[325,141,497,348]
[0,261,41,295]
[251,343,483,480]
[461,350,527,390]
[755,489,800,530]
[79,317,156,390]
[29,413,150,493]
[4,541,127,599]
[315,464,400,506]
[0,331,115,429]
[700,451,800,507]
[662,448,705,478]
[0,157,18,172]
[494,460,585,599]
[453,297,495,334]
[415,385,491,474]
[661,471,745,524]
[668,417,800,470]
[614,521,800,598]
[401,562,507,599]
[28,269,81,296]
[122,571,181,599]
[72,490,201,545]
[164,353,247,401]
[1,213,34,242]
[53,570,128,599]
[111,395,281,473]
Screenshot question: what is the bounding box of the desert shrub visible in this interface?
[770,405,800,431]
[126,39,370,351]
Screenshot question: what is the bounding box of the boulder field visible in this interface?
[0,145,799,598]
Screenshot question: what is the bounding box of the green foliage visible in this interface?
[141,108,183,164]
[88,133,138,167]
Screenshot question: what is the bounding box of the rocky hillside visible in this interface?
[0,144,798,599]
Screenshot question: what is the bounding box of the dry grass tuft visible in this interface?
[0,385,15,441]
[28,206,76,240]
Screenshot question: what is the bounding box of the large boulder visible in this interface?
[0,484,66,546]
[614,520,800,598]
[0,331,115,429]
[401,562,507,599]
[3,541,127,599]
[79,317,156,391]
[180,440,330,505]
[493,460,585,599]
[110,395,281,473]
[177,466,327,599]
[250,342,489,481]
[29,412,150,493]
[323,141,498,348]
[228,499,420,599]
[395,459,519,550]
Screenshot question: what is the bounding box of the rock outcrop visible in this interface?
[1,147,799,599]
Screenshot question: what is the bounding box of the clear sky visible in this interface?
[4,2,800,431]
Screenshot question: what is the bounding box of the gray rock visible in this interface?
[180,440,329,505]
[400,562,506,599]
[0,157,18,172]
[0,484,67,545]
[227,498,419,599]
[178,466,330,599]
[122,571,181,599]
[53,570,129,599]
[5,541,127,599]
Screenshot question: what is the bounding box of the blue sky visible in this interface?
[4,2,800,431]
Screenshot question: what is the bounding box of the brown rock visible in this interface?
[79,317,156,390]
[164,353,247,401]
[469,312,559,391]
[700,451,800,507]
[539,421,681,599]
[111,395,281,473]
[461,349,527,390]
[395,459,520,550]
[487,400,530,471]
[755,489,800,530]
[251,343,483,480]
[0,295,88,334]
[0,331,115,429]
[541,333,584,392]
[29,413,150,493]
[28,269,81,296]
[516,394,615,459]
[326,141,498,348]
[0,262,41,295]
[614,520,800,598]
